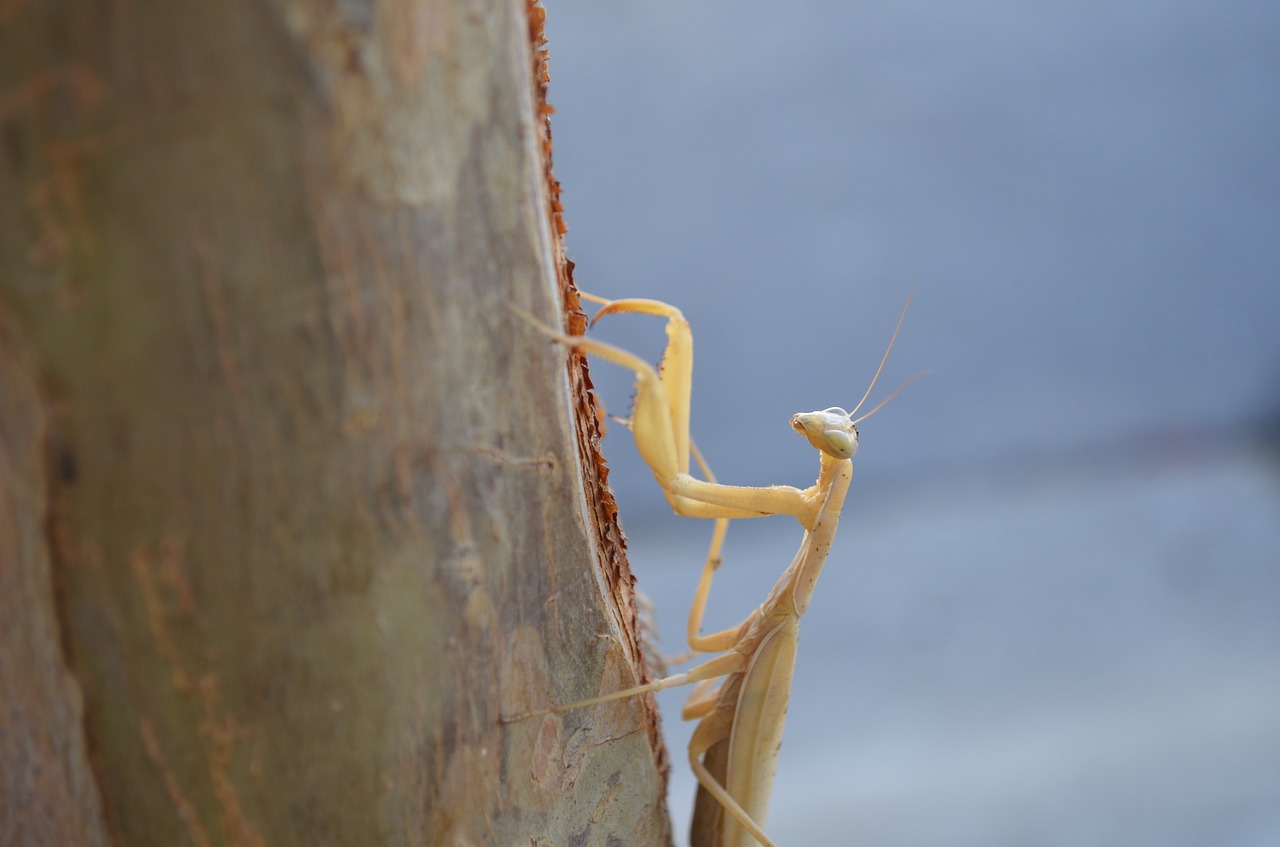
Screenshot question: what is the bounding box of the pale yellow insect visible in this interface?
[518,292,913,847]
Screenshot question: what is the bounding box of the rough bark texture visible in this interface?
[0,1,670,845]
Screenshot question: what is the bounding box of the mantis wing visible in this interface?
[692,617,800,847]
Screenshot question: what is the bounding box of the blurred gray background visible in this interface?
[542,2,1280,845]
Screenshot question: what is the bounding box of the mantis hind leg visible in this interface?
[688,712,776,847]
[690,738,730,847]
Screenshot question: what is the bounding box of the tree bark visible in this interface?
[0,2,670,845]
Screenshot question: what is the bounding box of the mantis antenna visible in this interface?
[849,368,930,427]
[844,286,915,423]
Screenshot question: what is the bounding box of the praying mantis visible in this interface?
[516,291,914,847]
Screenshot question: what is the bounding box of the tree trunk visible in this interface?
[0,2,671,845]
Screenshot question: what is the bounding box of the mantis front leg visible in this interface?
[543,295,822,529]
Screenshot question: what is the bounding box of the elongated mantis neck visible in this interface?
[785,452,853,616]
[817,451,848,486]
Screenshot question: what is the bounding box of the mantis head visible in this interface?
[791,409,859,460]
[789,288,922,462]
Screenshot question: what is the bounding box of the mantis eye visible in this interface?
[822,429,857,460]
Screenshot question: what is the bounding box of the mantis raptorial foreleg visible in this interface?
[521,298,824,529]
[512,292,915,847]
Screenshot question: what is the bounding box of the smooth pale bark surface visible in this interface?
[0,1,670,845]
[0,314,112,847]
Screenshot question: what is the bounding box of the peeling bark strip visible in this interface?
[0,1,670,844]
[526,0,672,779]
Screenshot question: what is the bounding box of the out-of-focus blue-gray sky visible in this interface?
[541,2,1280,845]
